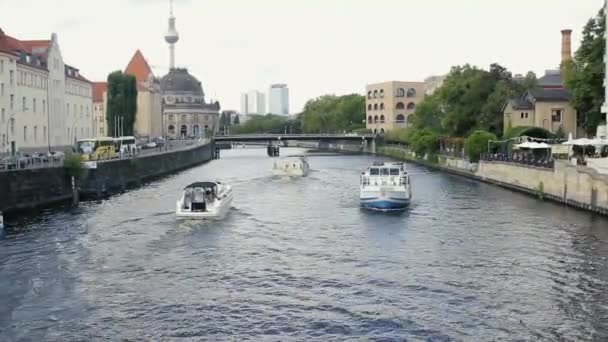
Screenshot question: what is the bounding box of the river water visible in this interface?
[1,148,608,341]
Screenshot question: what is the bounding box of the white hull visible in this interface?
[176,183,233,220]
[272,157,310,177]
[360,188,410,211]
[360,162,412,212]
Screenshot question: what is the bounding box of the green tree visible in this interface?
[233,115,240,125]
[464,130,497,162]
[409,128,439,156]
[106,71,137,137]
[522,71,538,90]
[564,7,606,135]
[232,114,292,134]
[299,94,365,133]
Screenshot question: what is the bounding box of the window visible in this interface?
[407,102,416,110]
[9,70,14,85]
[373,115,378,123]
[0,60,3,73]
[396,102,405,110]
[80,105,83,117]
[181,114,187,122]
[396,88,405,97]
[168,125,175,134]
[368,104,372,111]
[10,94,14,110]
[367,91,372,99]
[380,115,385,123]
[22,97,26,111]
[1,83,3,96]
[406,88,416,97]
[67,127,70,139]
[81,127,84,137]
[100,127,104,135]
[379,90,384,98]
[67,103,70,116]
[1,108,4,122]
[33,99,36,113]
[380,103,384,110]
[520,112,524,119]
[374,104,378,110]
[43,100,46,114]
[43,126,47,141]
[551,109,562,122]
[373,90,378,99]
[23,126,27,141]
[368,116,372,123]
[34,126,37,141]
[396,114,405,123]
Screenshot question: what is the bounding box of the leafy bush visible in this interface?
[63,153,86,180]
[464,130,497,162]
[409,128,439,157]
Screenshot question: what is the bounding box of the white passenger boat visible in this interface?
[360,162,411,211]
[176,182,233,220]
[272,156,310,177]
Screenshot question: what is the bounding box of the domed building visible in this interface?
[161,68,220,138]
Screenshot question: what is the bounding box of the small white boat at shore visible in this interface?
[360,162,411,211]
[272,156,310,177]
[176,182,233,220]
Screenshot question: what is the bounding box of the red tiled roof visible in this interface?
[125,49,153,82]
[93,82,107,102]
[20,40,50,51]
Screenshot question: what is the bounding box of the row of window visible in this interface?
[0,96,47,121]
[66,81,91,98]
[367,114,409,124]
[167,114,212,123]
[66,102,90,118]
[66,127,90,140]
[1,125,48,144]
[17,70,47,90]
[367,88,417,99]
[167,124,209,136]
[515,109,562,122]
[367,102,416,111]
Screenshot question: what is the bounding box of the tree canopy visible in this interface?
[563,7,606,135]
[106,71,137,137]
[411,63,532,138]
[231,114,299,134]
[299,94,365,133]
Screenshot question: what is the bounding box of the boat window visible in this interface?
[370,168,380,175]
[380,168,389,176]
[390,169,400,175]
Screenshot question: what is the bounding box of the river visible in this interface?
[1,148,608,341]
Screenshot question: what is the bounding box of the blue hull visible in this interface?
[360,198,410,211]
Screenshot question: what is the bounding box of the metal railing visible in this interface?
[483,153,555,169]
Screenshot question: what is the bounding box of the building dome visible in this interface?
[161,68,204,96]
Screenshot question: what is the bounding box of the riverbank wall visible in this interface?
[289,140,608,216]
[0,142,215,214]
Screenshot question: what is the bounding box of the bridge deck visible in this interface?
[214,134,374,142]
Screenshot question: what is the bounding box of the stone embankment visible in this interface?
[0,142,215,214]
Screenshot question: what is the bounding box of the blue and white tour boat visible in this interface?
[360,162,411,211]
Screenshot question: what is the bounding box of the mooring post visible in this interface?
[0,210,4,230]
[71,176,79,207]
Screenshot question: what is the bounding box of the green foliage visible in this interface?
[384,128,414,144]
[503,126,555,140]
[555,125,566,139]
[537,181,545,200]
[412,63,529,138]
[233,115,240,125]
[231,114,299,134]
[299,94,365,133]
[522,71,538,90]
[409,128,439,157]
[564,7,606,135]
[464,130,497,162]
[106,71,138,137]
[63,153,86,180]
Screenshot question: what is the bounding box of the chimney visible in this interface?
[561,29,572,63]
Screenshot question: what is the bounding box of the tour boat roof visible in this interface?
[184,182,218,189]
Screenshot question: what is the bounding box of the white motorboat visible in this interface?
[176,182,233,220]
[360,161,411,211]
[272,156,310,177]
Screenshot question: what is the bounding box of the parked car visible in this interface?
[141,142,157,150]
[32,152,49,163]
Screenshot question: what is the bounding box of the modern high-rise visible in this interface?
[240,90,265,115]
[268,84,289,115]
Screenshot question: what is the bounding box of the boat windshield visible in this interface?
[380,168,390,176]
[370,168,380,175]
[390,168,400,175]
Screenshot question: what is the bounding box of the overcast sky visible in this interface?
[0,0,602,112]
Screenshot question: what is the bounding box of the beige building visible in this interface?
[124,50,162,140]
[0,29,93,154]
[365,81,424,134]
[92,82,106,137]
[503,89,577,137]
